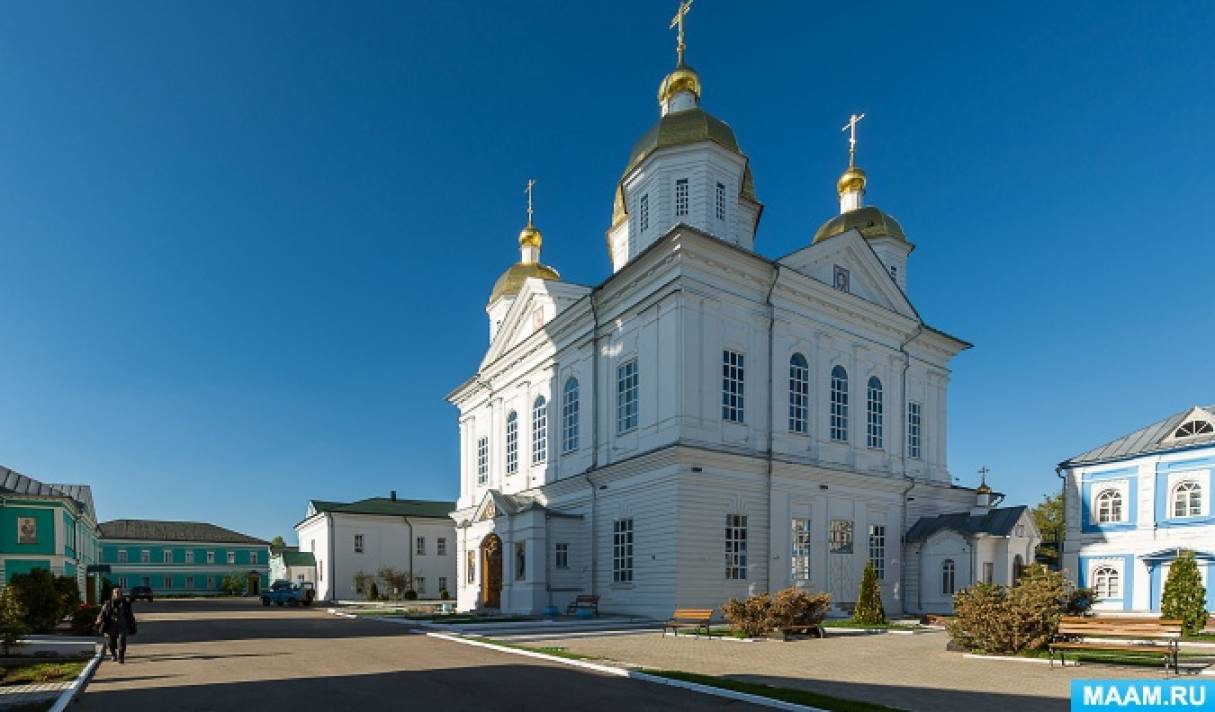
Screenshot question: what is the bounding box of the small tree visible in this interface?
[368,580,380,601]
[220,572,247,596]
[10,568,62,633]
[1161,550,1208,636]
[55,575,82,614]
[0,586,27,654]
[270,536,286,554]
[377,567,411,601]
[852,561,886,625]
[353,571,371,598]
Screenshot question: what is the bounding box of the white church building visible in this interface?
[1061,405,1215,613]
[447,6,1031,618]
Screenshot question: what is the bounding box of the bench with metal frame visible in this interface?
[1048,616,1182,672]
[663,608,714,638]
[566,594,599,617]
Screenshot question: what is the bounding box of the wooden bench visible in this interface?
[566,594,599,617]
[663,608,714,637]
[1049,616,1182,672]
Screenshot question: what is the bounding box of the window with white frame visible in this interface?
[562,378,580,452]
[227,552,235,564]
[162,576,172,589]
[249,551,258,564]
[868,525,886,580]
[140,550,150,563]
[1173,481,1203,518]
[617,360,639,433]
[207,576,216,589]
[439,576,447,593]
[206,551,215,564]
[829,519,854,553]
[722,350,745,422]
[1174,420,1214,439]
[1095,488,1124,523]
[555,542,569,569]
[466,550,476,584]
[942,559,956,595]
[789,353,809,433]
[639,193,649,232]
[830,366,849,441]
[613,519,634,583]
[415,576,425,593]
[477,436,488,484]
[185,550,194,564]
[1093,565,1120,598]
[982,562,994,584]
[186,576,195,590]
[437,537,447,556]
[866,377,883,449]
[725,514,748,580]
[532,396,548,464]
[715,181,726,221]
[416,537,426,556]
[791,518,810,582]
[675,178,689,216]
[118,550,128,563]
[118,576,128,589]
[163,549,172,563]
[907,401,922,458]
[355,535,364,553]
[506,411,519,475]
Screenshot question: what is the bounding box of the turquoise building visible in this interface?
[0,466,100,601]
[99,520,270,596]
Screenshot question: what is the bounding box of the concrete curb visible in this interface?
[426,631,822,711]
[48,648,104,712]
[962,653,1079,666]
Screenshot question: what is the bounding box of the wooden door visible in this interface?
[481,534,502,608]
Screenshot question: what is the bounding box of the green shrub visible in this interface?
[947,564,1067,654]
[9,568,63,633]
[71,604,101,635]
[220,572,247,596]
[1065,587,1095,616]
[723,588,831,637]
[368,581,379,601]
[440,589,450,601]
[852,561,886,625]
[55,576,82,614]
[0,586,28,654]
[1162,551,1209,636]
[403,589,418,601]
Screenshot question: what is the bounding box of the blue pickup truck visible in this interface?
[260,580,316,607]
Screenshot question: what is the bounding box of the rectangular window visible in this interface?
[833,264,850,292]
[186,576,194,590]
[227,552,235,565]
[555,542,569,569]
[675,178,689,217]
[616,360,639,433]
[829,520,854,554]
[983,562,994,585]
[725,514,748,580]
[207,551,215,564]
[868,525,886,581]
[118,576,128,589]
[721,350,745,422]
[416,537,426,556]
[162,576,172,589]
[907,402,922,459]
[613,519,634,583]
[830,368,849,442]
[477,436,489,484]
[639,193,649,232]
[141,576,151,587]
[185,550,195,564]
[515,541,526,581]
[249,551,258,564]
[942,561,955,595]
[715,181,726,221]
[791,518,811,582]
[437,537,447,556]
[532,399,547,464]
[118,550,128,563]
[867,381,884,449]
[354,534,364,553]
[506,413,518,474]
[164,550,173,564]
[466,550,476,584]
[140,550,150,564]
[415,577,425,593]
[789,356,809,433]
[207,576,216,589]
[439,576,447,593]
[562,381,580,452]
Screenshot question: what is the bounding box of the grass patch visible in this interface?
[976,648,1212,668]
[0,661,86,687]
[474,637,603,662]
[1184,633,1215,642]
[642,670,903,712]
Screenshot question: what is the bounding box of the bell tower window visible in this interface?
[675,178,689,217]
[639,194,649,232]
[715,182,726,221]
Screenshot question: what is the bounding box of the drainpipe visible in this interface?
[898,324,923,615]
[1055,466,1067,569]
[585,294,600,596]
[404,517,415,589]
[764,268,779,594]
[326,514,335,602]
[901,475,917,613]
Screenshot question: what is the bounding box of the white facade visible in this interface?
[1062,405,1215,613]
[448,48,984,619]
[295,497,457,602]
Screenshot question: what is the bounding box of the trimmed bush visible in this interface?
[0,586,28,653]
[368,581,380,601]
[1162,550,1209,635]
[723,588,831,638]
[9,569,62,633]
[947,564,1068,654]
[852,561,886,625]
[71,604,101,635]
[439,589,450,601]
[403,589,418,601]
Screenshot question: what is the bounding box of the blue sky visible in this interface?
[1,1,1211,542]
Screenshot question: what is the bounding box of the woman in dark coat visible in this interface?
[95,587,137,663]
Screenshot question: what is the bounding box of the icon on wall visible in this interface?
[17,517,37,545]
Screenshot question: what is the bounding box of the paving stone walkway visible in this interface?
[520,629,1197,712]
[0,680,71,707]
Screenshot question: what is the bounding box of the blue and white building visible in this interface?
[1061,405,1215,613]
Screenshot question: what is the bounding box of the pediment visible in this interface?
[472,490,507,523]
[482,279,590,368]
[778,230,916,319]
[1162,406,1215,444]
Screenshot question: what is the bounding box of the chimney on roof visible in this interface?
[390,490,397,501]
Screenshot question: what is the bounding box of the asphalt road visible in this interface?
[78,598,758,711]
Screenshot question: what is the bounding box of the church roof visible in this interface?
[99,519,268,546]
[308,497,455,519]
[1059,405,1215,468]
[905,505,1028,543]
[812,206,910,245]
[0,466,94,516]
[279,550,316,567]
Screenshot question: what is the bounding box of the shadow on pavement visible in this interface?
[733,673,1069,712]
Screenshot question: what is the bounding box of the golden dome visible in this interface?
[812,206,909,245]
[976,482,993,495]
[518,223,542,249]
[837,165,867,195]
[488,261,560,306]
[658,65,701,106]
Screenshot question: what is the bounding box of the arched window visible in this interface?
[1174,420,1214,439]
[505,412,518,475]
[830,365,849,442]
[941,559,956,595]
[788,353,809,433]
[532,396,547,464]
[562,378,580,453]
[866,376,883,449]
[1172,481,1203,518]
[1093,566,1120,599]
[1095,489,1123,523]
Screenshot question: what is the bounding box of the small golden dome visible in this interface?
[658,65,701,106]
[812,206,909,244]
[518,224,542,249]
[976,482,993,495]
[837,165,867,195]
[488,261,560,306]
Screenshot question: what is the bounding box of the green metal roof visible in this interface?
[281,550,316,567]
[311,497,455,519]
